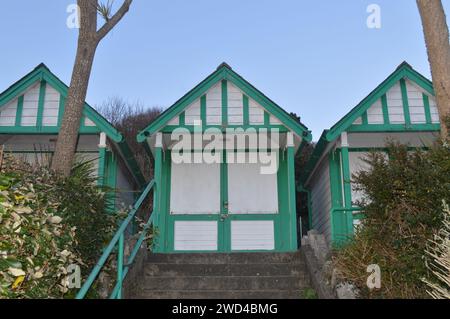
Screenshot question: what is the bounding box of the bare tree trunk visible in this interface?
[417,0,450,139]
[52,0,132,176]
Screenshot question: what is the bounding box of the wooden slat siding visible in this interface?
[227,159,279,215]
[21,82,40,127]
[309,156,332,244]
[386,82,406,124]
[406,79,427,124]
[170,162,221,215]
[231,221,275,251]
[42,84,60,127]
[428,95,440,123]
[348,152,370,206]
[174,221,218,251]
[184,99,202,125]
[366,99,384,124]
[206,82,222,125]
[227,81,244,125]
[0,98,18,126]
[248,98,265,125]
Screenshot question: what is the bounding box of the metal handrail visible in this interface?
[76,180,155,299]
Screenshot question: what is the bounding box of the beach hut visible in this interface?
[137,63,312,253]
[0,63,146,208]
[302,62,441,246]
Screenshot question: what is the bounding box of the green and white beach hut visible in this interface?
[302,62,442,246]
[137,63,312,253]
[0,64,146,207]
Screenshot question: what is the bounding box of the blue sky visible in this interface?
[0,0,449,140]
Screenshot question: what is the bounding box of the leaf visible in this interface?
[12,275,25,289]
[48,216,62,224]
[8,267,26,277]
[15,206,32,214]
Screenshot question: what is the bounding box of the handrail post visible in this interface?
[117,233,124,299]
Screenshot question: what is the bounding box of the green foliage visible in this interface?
[302,288,318,299]
[0,161,79,298]
[0,156,118,298]
[334,141,450,298]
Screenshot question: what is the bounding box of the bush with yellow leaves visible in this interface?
[0,171,81,298]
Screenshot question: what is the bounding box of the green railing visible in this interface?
[76,180,155,299]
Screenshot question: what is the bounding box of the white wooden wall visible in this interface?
[179,80,282,127]
[42,85,60,126]
[0,99,18,126]
[22,83,40,126]
[174,221,218,251]
[0,81,102,129]
[308,156,332,245]
[170,161,221,214]
[386,82,405,124]
[352,79,440,126]
[231,221,275,251]
[227,159,278,214]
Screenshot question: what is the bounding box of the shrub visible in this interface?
[333,141,450,298]
[0,161,79,298]
[0,156,118,298]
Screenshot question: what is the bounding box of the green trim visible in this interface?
[15,96,24,127]
[137,63,311,142]
[340,146,353,236]
[160,125,289,134]
[399,78,411,125]
[361,111,368,125]
[0,126,101,134]
[381,94,390,125]
[179,111,185,126]
[328,150,345,243]
[97,148,107,186]
[423,94,433,125]
[287,146,298,249]
[264,111,270,126]
[347,123,440,133]
[152,147,163,251]
[303,63,439,185]
[243,94,249,126]
[200,95,207,126]
[326,62,434,141]
[221,80,228,126]
[36,81,46,128]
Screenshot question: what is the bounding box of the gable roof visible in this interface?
[301,61,438,185]
[0,63,146,187]
[137,63,312,143]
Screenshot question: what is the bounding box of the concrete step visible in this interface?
[146,252,303,265]
[138,289,306,299]
[142,275,309,291]
[145,263,307,277]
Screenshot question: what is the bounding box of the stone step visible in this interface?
[145,263,307,277]
[146,252,303,265]
[143,275,309,291]
[138,289,305,299]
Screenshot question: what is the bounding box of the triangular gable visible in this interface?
[0,64,146,187]
[300,62,440,186]
[0,64,122,142]
[325,62,437,141]
[137,63,312,142]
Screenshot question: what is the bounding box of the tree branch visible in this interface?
[96,0,133,42]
